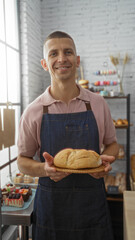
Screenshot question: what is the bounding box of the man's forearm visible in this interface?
[102,142,119,160]
[17,155,46,177]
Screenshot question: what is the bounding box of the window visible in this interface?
[0,0,21,187]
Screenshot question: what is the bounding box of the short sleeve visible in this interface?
[102,99,117,145]
[17,115,39,157]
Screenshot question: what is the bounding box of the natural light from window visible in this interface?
[0,0,21,187]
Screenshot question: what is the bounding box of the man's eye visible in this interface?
[66,50,72,55]
[50,52,56,57]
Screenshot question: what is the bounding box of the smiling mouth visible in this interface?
[55,66,71,70]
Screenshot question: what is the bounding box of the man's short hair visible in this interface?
[45,31,73,43]
[43,31,76,57]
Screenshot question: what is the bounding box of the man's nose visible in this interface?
[57,53,67,62]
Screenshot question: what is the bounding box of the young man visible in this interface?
[17,31,119,240]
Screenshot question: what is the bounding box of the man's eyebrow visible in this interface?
[64,48,73,51]
[49,49,57,54]
[48,48,74,55]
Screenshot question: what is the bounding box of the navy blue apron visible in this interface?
[32,102,114,240]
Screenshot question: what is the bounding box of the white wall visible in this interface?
[19,0,135,163]
[19,0,45,110]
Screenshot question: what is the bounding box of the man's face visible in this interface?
[43,38,80,82]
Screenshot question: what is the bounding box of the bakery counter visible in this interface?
[124,191,135,240]
[1,196,34,240]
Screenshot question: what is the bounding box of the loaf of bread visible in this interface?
[78,79,89,85]
[116,118,128,126]
[78,79,89,89]
[54,148,102,169]
[116,119,123,125]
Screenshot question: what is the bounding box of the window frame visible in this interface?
[0,0,22,179]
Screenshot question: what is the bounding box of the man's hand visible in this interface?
[43,152,70,182]
[89,154,115,179]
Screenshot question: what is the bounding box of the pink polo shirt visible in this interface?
[17,84,117,158]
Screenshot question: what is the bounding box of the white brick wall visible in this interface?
[19,0,44,110]
[19,0,135,163]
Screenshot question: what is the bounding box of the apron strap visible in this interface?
[84,102,92,111]
[43,105,48,114]
[43,102,91,113]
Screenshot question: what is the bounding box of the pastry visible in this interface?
[18,189,30,202]
[14,173,24,184]
[35,177,39,184]
[20,185,32,195]
[5,193,24,207]
[24,175,33,184]
[6,183,16,192]
[54,148,102,169]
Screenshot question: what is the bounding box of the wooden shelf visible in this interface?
[104,96,128,99]
[107,196,123,202]
[115,124,133,129]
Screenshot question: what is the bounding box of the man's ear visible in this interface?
[76,56,80,67]
[41,59,48,71]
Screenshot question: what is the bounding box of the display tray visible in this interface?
[55,164,105,173]
[1,189,36,212]
[10,175,39,186]
[14,183,38,188]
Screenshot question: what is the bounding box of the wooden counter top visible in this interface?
[124,191,135,240]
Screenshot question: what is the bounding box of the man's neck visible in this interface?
[50,81,80,104]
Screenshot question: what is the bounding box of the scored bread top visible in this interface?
[54,148,102,169]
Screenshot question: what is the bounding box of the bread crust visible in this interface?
[54,148,102,169]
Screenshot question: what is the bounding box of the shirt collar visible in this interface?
[41,84,91,106]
